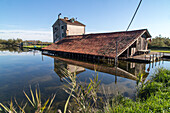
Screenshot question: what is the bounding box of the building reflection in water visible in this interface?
[45,54,163,99]
[54,59,85,81]
[53,56,149,82]
[118,61,149,82]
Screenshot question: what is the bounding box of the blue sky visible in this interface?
[0,0,170,42]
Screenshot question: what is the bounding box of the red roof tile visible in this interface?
[60,19,85,26]
[42,29,151,58]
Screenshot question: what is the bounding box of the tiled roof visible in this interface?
[60,19,85,26]
[42,29,151,58]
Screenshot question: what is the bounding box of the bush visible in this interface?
[148,36,170,48]
[105,68,170,113]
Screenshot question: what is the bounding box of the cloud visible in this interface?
[0,30,53,42]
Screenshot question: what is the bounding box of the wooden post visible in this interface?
[115,65,117,84]
[115,75,117,84]
[33,50,35,56]
[42,54,44,61]
[153,54,154,62]
[155,61,157,66]
[98,56,100,60]
[103,56,105,62]
[160,52,161,57]
[127,48,129,58]
[115,41,118,66]
[126,62,129,71]
[148,63,150,72]
[93,56,95,63]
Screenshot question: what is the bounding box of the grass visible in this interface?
[151,49,170,53]
[23,45,48,49]
[105,68,170,113]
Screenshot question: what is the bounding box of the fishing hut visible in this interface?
[42,28,154,63]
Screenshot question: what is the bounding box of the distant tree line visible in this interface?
[0,38,23,48]
[0,39,52,48]
[148,36,170,48]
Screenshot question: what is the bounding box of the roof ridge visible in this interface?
[65,29,148,37]
[60,18,85,26]
[86,29,147,35]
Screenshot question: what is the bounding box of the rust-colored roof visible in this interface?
[42,29,151,58]
[60,19,85,26]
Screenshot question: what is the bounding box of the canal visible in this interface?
[0,48,170,110]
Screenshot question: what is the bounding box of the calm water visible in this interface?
[0,48,170,110]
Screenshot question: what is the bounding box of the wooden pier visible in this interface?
[126,52,165,63]
[42,49,170,64]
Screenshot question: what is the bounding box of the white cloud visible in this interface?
[0,30,53,42]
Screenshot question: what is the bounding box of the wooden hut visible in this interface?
[42,29,151,60]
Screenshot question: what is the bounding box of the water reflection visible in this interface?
[52,56,149,82]
[51,56,152,100]
[0,47,30,52]
[54,59,85,81]
[50,55,169,100]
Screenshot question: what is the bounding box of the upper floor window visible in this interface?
[61,26,64,29]
[54,27,58,31]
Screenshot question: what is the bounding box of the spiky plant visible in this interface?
[0,86,56,113]
[61,67,101,113]
[23,86,56,113]
[0,99,17,113]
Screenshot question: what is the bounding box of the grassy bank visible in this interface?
[151,49,170,53]
[23,45,48,49]
[149,46,170,53]
[105,68,170,113]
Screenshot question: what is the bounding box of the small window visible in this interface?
[62,33,65,37]
[61,26,64,29]
[54,27,58,31]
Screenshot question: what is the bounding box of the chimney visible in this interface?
[64,17,69,20]
[58,13,61,19]
[70,18,75,23]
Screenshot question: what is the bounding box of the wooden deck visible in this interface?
[126,52,164,63]
[42,49,170,64]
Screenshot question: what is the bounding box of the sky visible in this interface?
[0,0,170,42]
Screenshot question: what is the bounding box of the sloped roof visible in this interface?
[42,29,151,58]
[60,19,85,26]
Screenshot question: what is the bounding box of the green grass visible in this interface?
[151,49,170,53]
[105,68,170,113]
[23,45,48,49]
